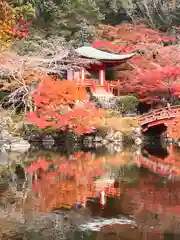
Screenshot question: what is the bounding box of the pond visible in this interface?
[0,143,180,240]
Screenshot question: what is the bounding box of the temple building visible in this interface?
[67,45,135,85]
[66,44,135,106]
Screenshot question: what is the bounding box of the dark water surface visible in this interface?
[0,143,180,240]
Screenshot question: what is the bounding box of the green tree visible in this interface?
[44,0,103,39]
[124,0,180,32]
[11,0,103,38]
[10,0,104,53]
[8,0,35,21]
[95,0,132,25]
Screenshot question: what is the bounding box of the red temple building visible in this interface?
[66,44,135,97]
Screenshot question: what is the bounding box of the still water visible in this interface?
[0,143,180,240]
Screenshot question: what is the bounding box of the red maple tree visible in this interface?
[27,76,104,134]
[93,24,180,103]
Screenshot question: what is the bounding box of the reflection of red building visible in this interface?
[32,178,121,212]
[92,169,180,237]
[28,152,122,212]
[93,147,180,236]
[25,148,180,236]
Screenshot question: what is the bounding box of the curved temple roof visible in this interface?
[75,46,135,61]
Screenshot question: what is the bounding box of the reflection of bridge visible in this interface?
[139,105,180,132]
[137,145,180,177]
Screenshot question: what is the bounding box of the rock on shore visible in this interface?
[0,129,30,153]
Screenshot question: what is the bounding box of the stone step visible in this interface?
[93,85,112,93]
[93,90,114,97]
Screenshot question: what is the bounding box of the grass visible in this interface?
[0,106,140,137]
[100,112,140,136]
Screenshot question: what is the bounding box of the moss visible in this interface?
[25,124,61,133]
[117,95,139,113]
[99,115,139,136]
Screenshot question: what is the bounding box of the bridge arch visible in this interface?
[143,123,167,136]
[139,105,180,134]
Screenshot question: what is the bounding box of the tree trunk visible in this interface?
[172,0,176,10]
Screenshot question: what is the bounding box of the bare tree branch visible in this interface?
[0,44,99,115]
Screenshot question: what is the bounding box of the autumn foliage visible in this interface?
[27,76,104,134]
[167,117,180,141]
[25,152,103,212]
[93,24,180,103]
[0,0,29,50]
[23,148,180,213]
[25,152,121,212]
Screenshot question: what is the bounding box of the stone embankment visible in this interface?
[0,129,30,153]
[82,127,142,150]
[0,108,142,156]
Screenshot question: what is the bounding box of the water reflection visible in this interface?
[0,144,180,239]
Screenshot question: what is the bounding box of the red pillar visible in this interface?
[81,68,85,84]
[118,81,120,96]
[99,68,105,86]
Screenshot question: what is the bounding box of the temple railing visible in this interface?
[76,79,96,92]
[139,105,180,126]
[107,80,121,96]
[76,79,122,96]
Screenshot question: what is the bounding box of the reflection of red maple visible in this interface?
[25,152,121,212]
[121,170,180,218]
[25,157,49,173]
[27,76,104,134]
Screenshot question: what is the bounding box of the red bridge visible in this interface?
[139,105,180,132]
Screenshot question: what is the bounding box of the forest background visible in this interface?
[5,0,180,55]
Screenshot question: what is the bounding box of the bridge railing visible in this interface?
[139,105,180,126]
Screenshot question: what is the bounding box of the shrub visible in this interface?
[117,95,139,114]
[173,98,180,106]
[105,109,121,117]
[0,91,9,101]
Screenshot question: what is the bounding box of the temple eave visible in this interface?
[75,46,136,62]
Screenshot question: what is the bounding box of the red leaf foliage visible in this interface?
[93,24,180,103]
[25,152,109,212]
[0,0,30,43]
[27,76,104,134]
[167,117,180,141]
[25,156,49,173]
[6,16,30,39]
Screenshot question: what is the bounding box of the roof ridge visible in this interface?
[75,45,135,61]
